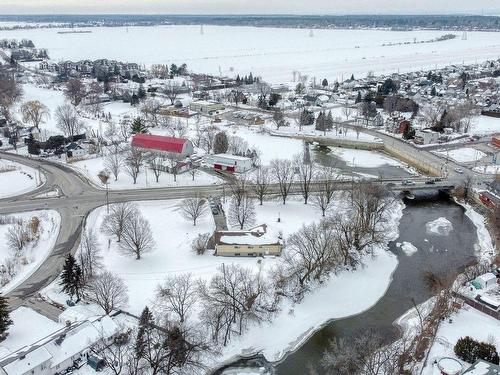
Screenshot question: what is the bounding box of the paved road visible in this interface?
[0,135,490,314]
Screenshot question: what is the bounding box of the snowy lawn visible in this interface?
[0,158,44,198]
[329,147,407,169]
[470,115,500,136]
[45,195,404,368]
[0,307,63,359]
[225,125,306,166]
[71,155,222,190]
[421,307,500,375]
[0,210,60,293]
[434,147,487,163]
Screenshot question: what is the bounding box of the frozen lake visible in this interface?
[3,25,500,83]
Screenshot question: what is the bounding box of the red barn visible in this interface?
[131,134,194,157]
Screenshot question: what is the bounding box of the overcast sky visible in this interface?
[0,0,499,15]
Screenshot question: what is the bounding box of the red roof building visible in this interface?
[131,134,194,157]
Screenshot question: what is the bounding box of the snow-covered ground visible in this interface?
[434,147,487,163]
[462,202,497,262]
[0,158,44,198]
[473,164,500,174]
[0,210,60,293]
[0,307,63,359]
[4,26,500,83]
[422,307,500,375]
[328,147,408,169]
[469,115,500,136]
[15,84,140,138]
[71,155,222,190]
[43,196,404,367]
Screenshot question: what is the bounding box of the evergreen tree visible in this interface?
[59,254,83,301]
[137,85,146,101]
[350,74,355,81]
[315,111,326,132]
[135,306,153,358]
[326,110,334,131]
[322,78,328,87]
[27,134,40,155]
[431,86,437,96]
[130,93,139,106]
[131,117,148,134]
[355,91,362,104]
[248,72,254,84]
[236,74,241,85]
[170,64,178,76]
[0,295,12,340]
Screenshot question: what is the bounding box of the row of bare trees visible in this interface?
[275,184,395,300]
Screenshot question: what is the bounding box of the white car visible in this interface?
[454,168,464,174]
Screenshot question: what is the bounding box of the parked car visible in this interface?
[402,180,415,186]
[425,180,435,185]
[454,168,464,174]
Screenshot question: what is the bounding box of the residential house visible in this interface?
[214,224,282,257]
[414,129,440,145]
[205,154,253,173]
[189,101,225,114]
[0,316,118,375]
[463,360,500,374]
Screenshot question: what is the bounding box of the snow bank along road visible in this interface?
[0,133,489,314]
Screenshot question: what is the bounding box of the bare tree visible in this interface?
[178,196,207,226]
[280,221,339,296]
[101,202,138,242]
[191,232,210,255]
[77,229,102,284]
[65,78,87,107]
[55,104,85,138]
[164,153,179,182]
[270,159,295,204]
[21,100,50,129]
[342,102,353,121]
[119,119,132,143]
[85,271,128,314]
[156,274,197,323]
[149,156,163,183]
[295,153,316,204]
[163,81,182,105]
[228,175,248,207]
[120,214,155,260]
[6,222,27,255]
[200,125,218,154]
[167,119,188,138]
[313,167,337,216]
[251,167,271,205]
[104,148,123,181]
[228,196,256,230]
[141,99,162,128]
[124,147,144,184]
[0,70,23,121]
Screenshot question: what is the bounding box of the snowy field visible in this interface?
[4,26,500,83]
[470,115,500,136]
[0,210,60,293]
[422,307,500,375]
[435,147,487,163]
[329,147,407,169]
[42,196,404,366]
[0,158,44,198]
[71,155,222,190]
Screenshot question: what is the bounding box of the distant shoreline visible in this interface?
[0,14,499,32]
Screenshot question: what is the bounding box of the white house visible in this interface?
[189,100,225,114]
[206,154,253,173]
[0,315,118,375]
[414,129,440,145]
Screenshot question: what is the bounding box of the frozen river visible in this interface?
[3,25,500,83]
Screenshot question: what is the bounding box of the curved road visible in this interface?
[0,133,492,312]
